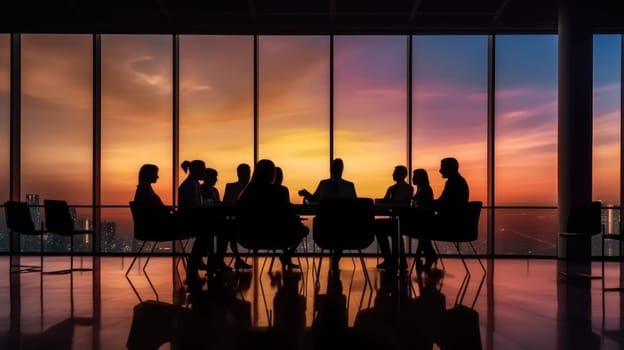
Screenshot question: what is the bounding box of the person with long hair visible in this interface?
[238,159,308,269]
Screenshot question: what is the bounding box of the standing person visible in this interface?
[375,165,413,270]
[298,158,357,270]
[178,160,230,277]
[200,167,252,270]
[274,166,290,203]
[223,163,251,205]
[238,159,309,270]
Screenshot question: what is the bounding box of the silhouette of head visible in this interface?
[251,159,275,185]
[237,163,251,184]
[138,164,159,184]
[440,157,459,179]
[181,160,206,181]
[330,158,344,180]
[204,168,218,186]
[392,165,408,182]
[274,166,284,185]
[412,168,430,187]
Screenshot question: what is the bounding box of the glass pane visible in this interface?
[21,35,93,252]
[495,35,558,255]
[593,35,622,257]
[21,35,92,204]
[412,35,488,253]
[102,35,172,252]
[494,208,558,256]
[495,35,558,206]
[334,36,408,199]
[593,35,621,212]
[0,35,9,252]
[179,35,254,196]
[258,36,330,204]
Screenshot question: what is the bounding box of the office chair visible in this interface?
[127,201,196,302]
[43,199,95,275]
[403,201,485,307]
[5,200,46,273]
[558,201,603,280]
[312,197,376,291]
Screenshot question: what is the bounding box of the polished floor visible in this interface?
[0,254,623,349]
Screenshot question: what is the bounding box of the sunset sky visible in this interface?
[0,34,621,213]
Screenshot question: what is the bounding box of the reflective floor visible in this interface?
[0,255,623,349]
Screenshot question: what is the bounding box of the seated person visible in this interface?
[410,158,469,270]
[200,167,252,270]
[222,163,251,204]
[298,158,356,270]
[134,164,180,237]
[238,159,308,269]
[375,165,413,270]
[178,160,230,276]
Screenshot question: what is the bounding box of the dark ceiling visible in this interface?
[1,0,623,34]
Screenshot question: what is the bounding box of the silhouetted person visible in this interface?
[298,158,356,270]
[419,157,469,270]
[274,166,290,203]
[435,157,469,211]
[375,165,413,271]
[133,164,181,239]
[223,163,251,204]
[200,167,220,205]
[134,164,166,207]
[410,168,436,270]
[178,160,230,277]
[201,167,252,270]
[238,159,309,269]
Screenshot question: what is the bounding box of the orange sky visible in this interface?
[0,34,620,211]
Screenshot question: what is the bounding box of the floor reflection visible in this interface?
[1,256,624,349]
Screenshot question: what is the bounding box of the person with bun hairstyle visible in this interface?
[179,160,230,277]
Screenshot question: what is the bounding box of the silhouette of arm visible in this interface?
[298,182,322,203]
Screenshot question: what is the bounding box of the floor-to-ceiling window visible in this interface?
[593,34,622,255]
[494,35,559,256]
[334,36,408,199]
[21,34,92,252]
[101,35,172,253]
[1,33,622,257]
[411,35,488,253]
[0,35,9,252]
[258,35,330,204]
[258,36,330,250]
[179,35,254,196]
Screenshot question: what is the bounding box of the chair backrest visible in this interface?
[43,199,75,235]
[5,201,37,234]
[312,197,376,251]
[234,201,295,250]
[566,201,602,235]
[129,201,183,242]
[436,201,482,242]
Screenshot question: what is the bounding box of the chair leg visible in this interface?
[467,242,486,308]
[125,241,147,303]
[454,242,471,307]
[143,242,159,301]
